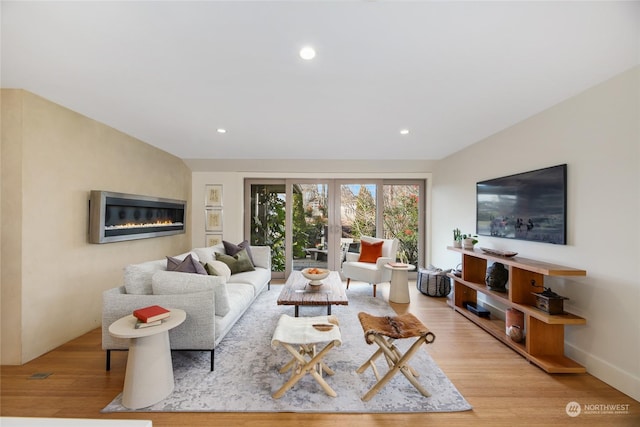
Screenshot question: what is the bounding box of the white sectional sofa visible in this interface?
[102,244,271,371]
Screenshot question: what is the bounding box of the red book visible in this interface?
[133,305,171,323]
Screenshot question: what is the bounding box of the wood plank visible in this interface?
[447,246,587,276]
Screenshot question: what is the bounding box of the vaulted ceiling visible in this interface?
[2,1,638,160]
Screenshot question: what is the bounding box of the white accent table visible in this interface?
[108,309,186,409]
[384,264,416,304]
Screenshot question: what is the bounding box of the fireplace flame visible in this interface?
[105,220,184,230]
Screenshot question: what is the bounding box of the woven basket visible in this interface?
[416,267,451,297]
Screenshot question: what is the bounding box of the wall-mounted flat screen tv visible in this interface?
[476,164,567,245]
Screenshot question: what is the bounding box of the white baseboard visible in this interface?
[566,342,640,402]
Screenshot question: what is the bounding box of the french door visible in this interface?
[245,179,424,279]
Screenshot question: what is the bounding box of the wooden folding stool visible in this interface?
[271,314,342,399]
[356,312,436,401]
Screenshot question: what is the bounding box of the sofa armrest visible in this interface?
[250,246,271,270]
[102,286,216,351]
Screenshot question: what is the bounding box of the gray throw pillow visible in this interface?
[167,253,207,275]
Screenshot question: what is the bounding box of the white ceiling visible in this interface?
[2,1,638,161]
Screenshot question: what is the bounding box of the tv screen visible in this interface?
[476,164,567,245]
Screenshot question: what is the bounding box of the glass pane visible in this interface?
[383,184,420,266]
[250,184,286,272]
[341,183,377,240]
[339,183,377,268]
[291,183,329,271]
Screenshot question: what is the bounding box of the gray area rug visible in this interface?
[102,284,472,413]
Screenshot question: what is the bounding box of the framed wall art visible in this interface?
[205,208,223,232]
[205,184,223,207]
[205,233,223,247]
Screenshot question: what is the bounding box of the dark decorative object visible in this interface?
[508,325,524,343]
[476,164,567,245]
[532,287,568,314]
[464,302,490,318]
[486,262,508,292]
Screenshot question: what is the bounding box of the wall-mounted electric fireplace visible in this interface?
[89,190,186,244]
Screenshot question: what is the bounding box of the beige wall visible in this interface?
[0,90,192,364]
[431,66,640,401]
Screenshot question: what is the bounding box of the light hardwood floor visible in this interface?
[2,281,638,426]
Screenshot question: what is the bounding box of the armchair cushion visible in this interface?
[151,270,231,316]
[359,240,384,263]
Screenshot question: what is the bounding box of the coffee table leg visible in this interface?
[295,305,299,317]
[327,305,331,315]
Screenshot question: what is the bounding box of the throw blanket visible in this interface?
[357,312,435,344]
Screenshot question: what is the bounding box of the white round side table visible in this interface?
[108,308,186,409]
[384,264,416,304]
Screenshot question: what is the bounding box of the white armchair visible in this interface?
[341,236,399,297]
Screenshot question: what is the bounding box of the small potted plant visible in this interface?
[453,228,462,248]
[462,233,478,250]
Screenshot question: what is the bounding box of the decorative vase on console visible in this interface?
[486,262,508,292]
[461,233,478,250]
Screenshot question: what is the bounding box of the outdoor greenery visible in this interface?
[250,188,286,271]
[383,189,419,265]
[291,192,309,260]
[351,185,376,238]
[251,183,421,271]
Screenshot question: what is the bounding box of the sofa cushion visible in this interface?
[215,249,255,274]
[193,244,225,264]
[203,260,232,281]
[223,240,255,265]
[123,259,167,295]
[359,239,384,263]
[214,283,255,340]
[151,270,230,316]
[167,253,207,275]
[227,267,271,296]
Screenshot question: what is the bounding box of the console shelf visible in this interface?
[447,246,587,374]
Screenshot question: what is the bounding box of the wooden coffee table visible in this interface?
[277,270,348,316]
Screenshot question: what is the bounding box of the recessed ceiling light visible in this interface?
[400,129,410,135]
[217,128,227,134]
[299,46,316,60]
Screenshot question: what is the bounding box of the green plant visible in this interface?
[462,233,478,245]
[453,228,462,241]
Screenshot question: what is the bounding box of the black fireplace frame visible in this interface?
[88,190,186,244]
